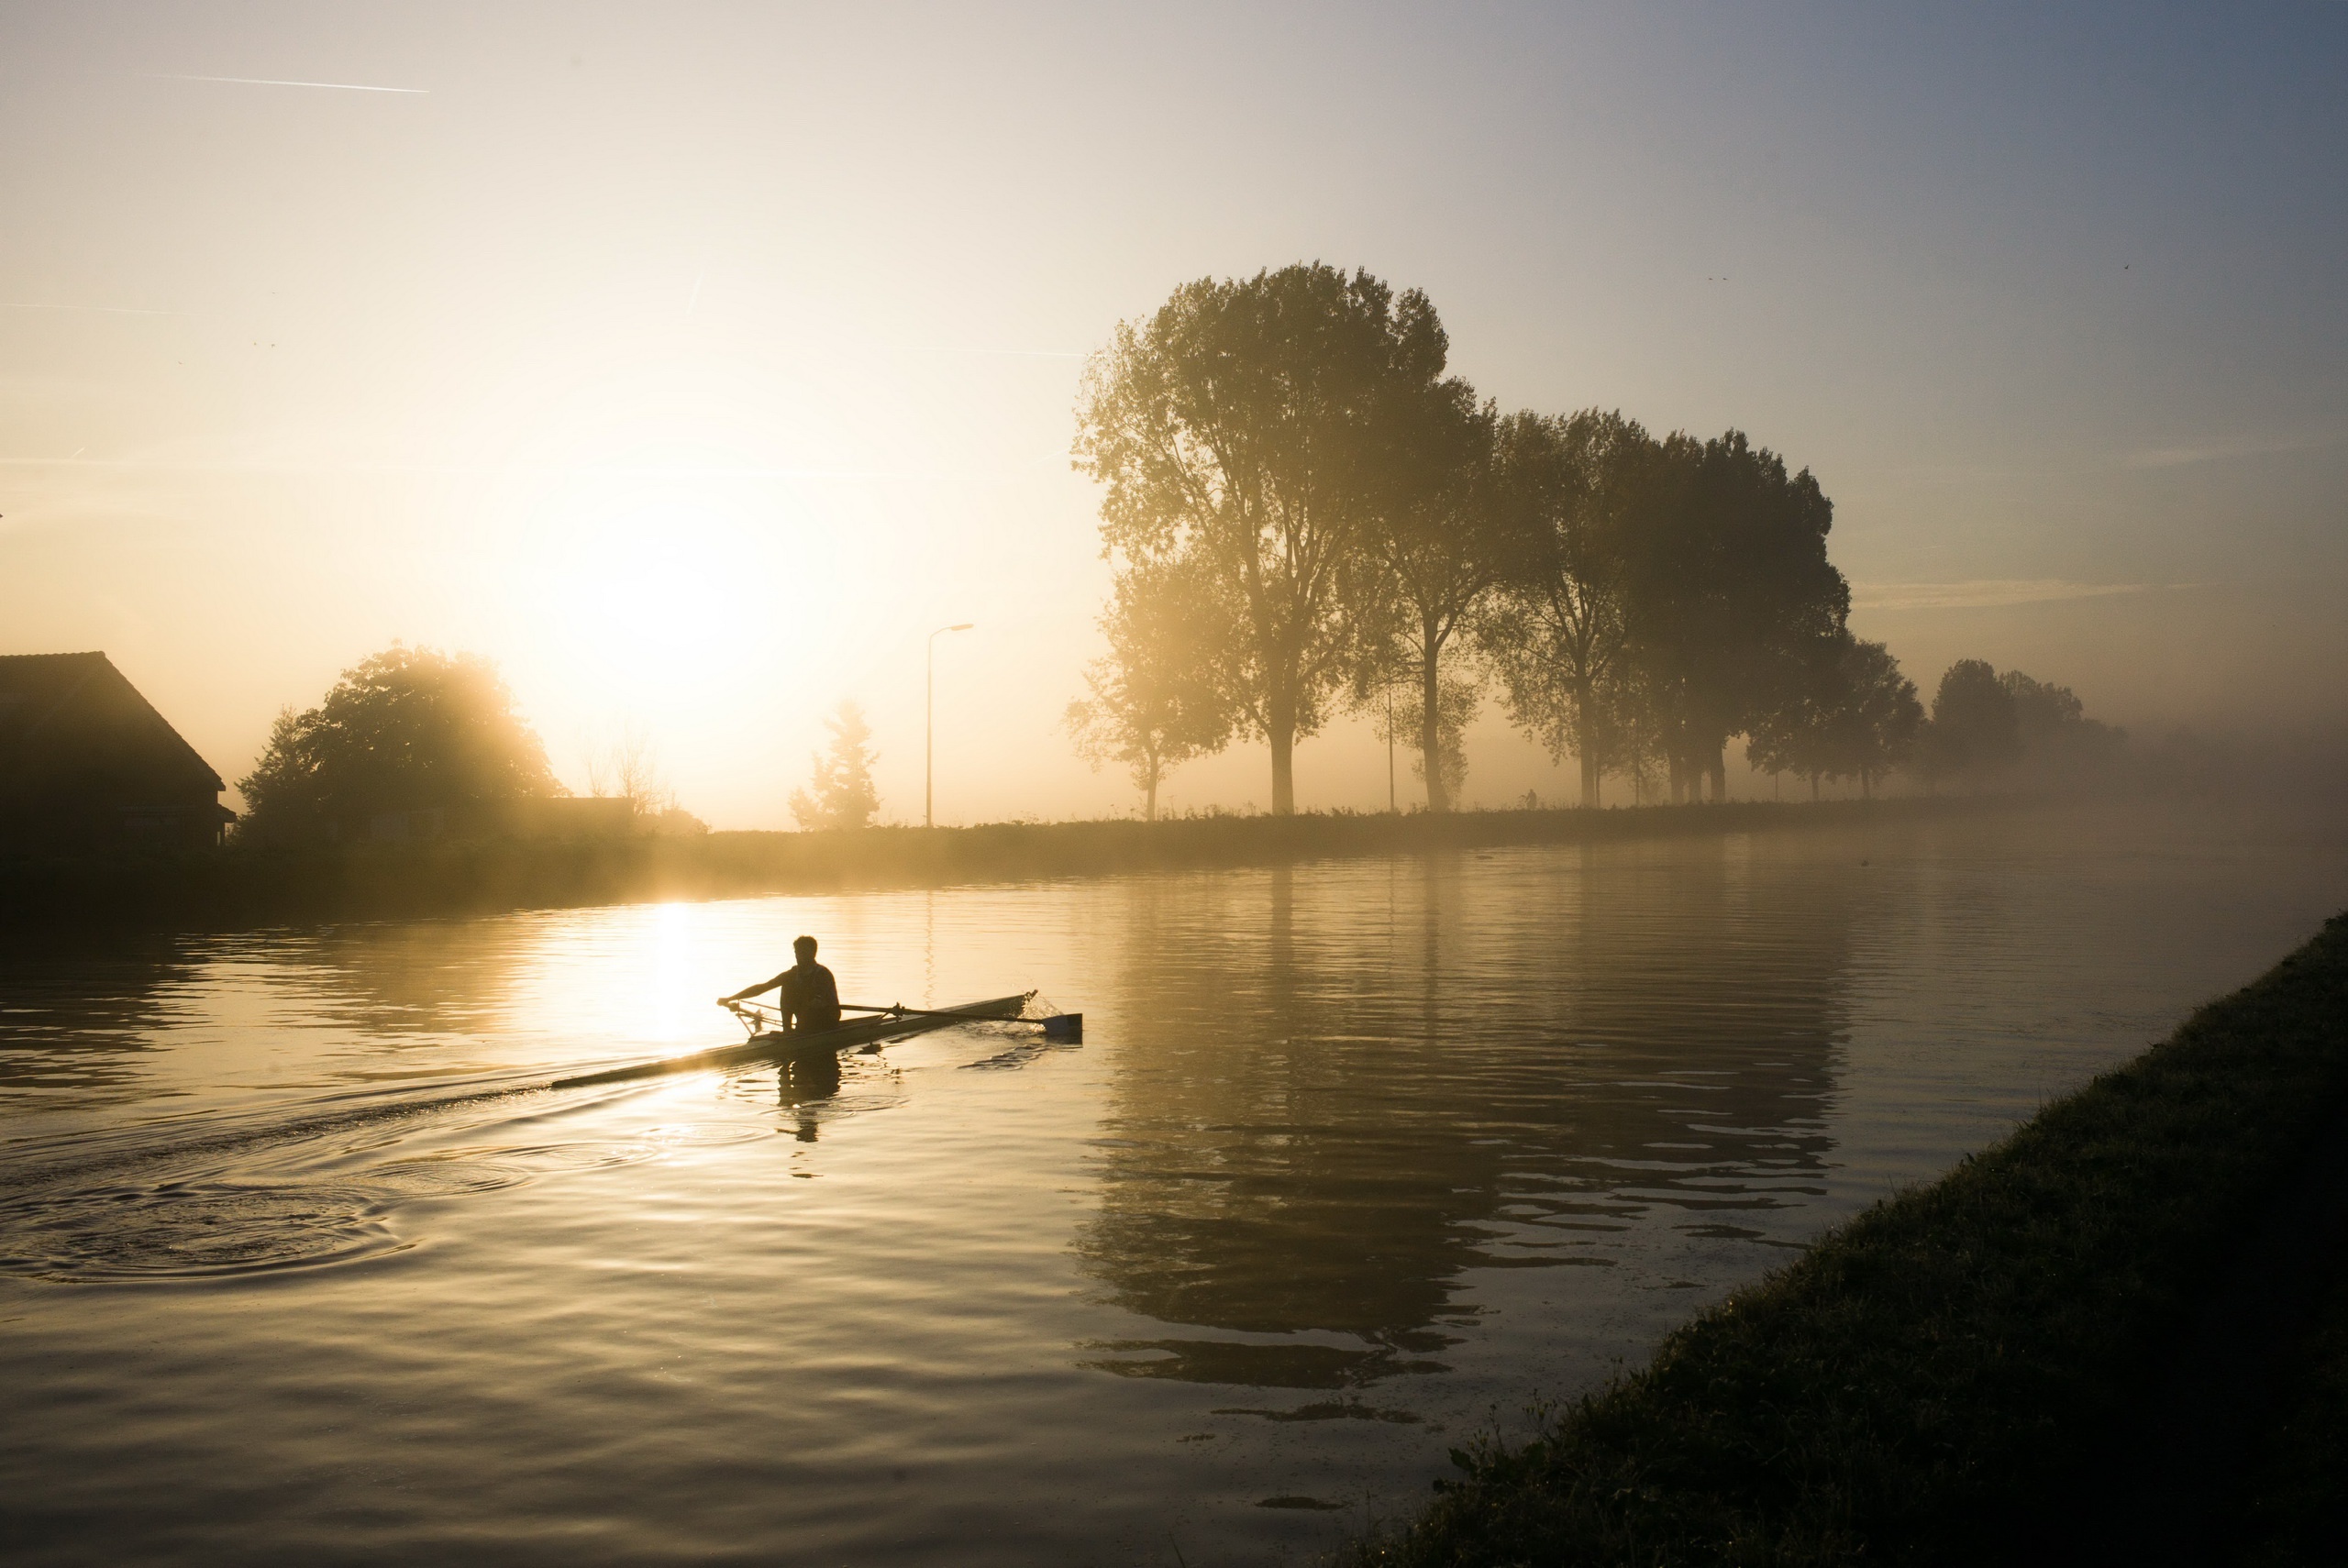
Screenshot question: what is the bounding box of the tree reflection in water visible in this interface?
[1074,840,1854,1390]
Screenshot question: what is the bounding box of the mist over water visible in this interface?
[4,805,2343,1564]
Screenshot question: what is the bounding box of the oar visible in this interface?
[720,999,1010,1030]
[839,1001,1009,1021]
[840,1001,1084,1042]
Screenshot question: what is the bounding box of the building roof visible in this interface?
[0,651,227,796]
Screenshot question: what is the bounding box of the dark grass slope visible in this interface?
[2228,1242,2348,1563]
[1346,912,2348,1568]
[0,798,1959,931]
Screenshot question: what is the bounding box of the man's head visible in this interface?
[793,934,818,962]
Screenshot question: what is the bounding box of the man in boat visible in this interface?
[722,934,843,1033]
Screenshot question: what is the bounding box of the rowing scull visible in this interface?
[549,992,1036,1089]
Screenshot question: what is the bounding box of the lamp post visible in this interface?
[926,623,973,829]
[1385,676,1396,813]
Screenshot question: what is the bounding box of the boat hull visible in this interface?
[549,993,1033,1089]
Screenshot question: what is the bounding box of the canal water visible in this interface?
[4,804,2343,1564]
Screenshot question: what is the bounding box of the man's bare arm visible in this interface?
[720,971,791,1004]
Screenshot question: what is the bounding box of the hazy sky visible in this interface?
[5,3,2342,824]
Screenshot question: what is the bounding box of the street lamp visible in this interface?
[1385,675,1397,813]
[926,623,973,829]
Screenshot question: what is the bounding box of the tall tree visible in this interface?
[1744,645,1839,801]
[238,644,560,837]
[1066,558,1238,821]
[1626,431,1848,802]
[1831,639,1924,798]
[789,701,880,830]
[1480,409,1656,807]
[1748,637,1921,801]
[1074,263,1448,814]
[1346,377,1508,811]
[1919,658,2021,788]
[1368,668,1479,809]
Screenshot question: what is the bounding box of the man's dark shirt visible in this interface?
[779,962,841,1032]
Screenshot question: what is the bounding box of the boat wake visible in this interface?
[958,1036,1084,1072]
[956,995,1086,1071]
[0,1058,778,1283]
[0,1000,1077,1283]
[0,1078,755,1284]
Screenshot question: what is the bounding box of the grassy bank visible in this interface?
[2232,1260,2348,1565]
[0,798,1957,931]
[1346,911,2348,1567]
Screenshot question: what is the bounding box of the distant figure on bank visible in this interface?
[723,934,843,1033]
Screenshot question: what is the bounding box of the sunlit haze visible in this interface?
[6,3,2343,825]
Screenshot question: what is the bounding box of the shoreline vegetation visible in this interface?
[1343,911,2348,1568]
[204,270,2131,867]
[2,796,1980,932]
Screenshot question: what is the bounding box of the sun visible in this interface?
[449,352,852,724]
[496,469,841,723]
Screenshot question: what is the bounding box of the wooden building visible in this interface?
[0,652,237,853]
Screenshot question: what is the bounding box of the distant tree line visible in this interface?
[240,645,563,838]
[1069,263,1862,815]
[1067,263,2125,816]
[238,640,879,842]
[239,644,707,841]
[1913,659,2125,792]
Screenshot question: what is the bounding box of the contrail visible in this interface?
[908,346,1084,359]
[1849,580,2170,612]
[0,456,1062,481]
[0,301,180,315]
[2124,432,2337,469]
[139,72,430,94]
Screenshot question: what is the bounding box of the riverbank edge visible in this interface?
[0,796,1977,932]
[1341,911,2348,1567]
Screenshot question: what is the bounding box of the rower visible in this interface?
[721,934,842,1033]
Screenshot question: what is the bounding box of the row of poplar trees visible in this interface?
[1068,263,1916,818]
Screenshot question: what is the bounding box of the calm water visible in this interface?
[4,805,2344,1565]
